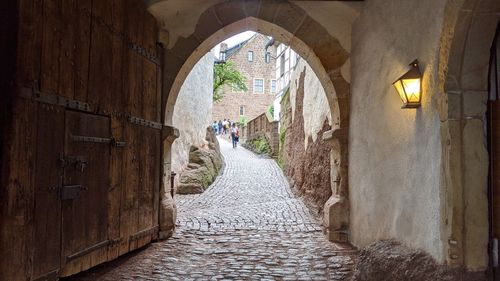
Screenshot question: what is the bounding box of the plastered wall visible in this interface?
[349,0,449,263]
[289,59,332,149]
[171,52,214,178]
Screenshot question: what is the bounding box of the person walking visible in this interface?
[218,120,223,135]
[230,123,239,148]
[212,121,218,135]
[222,119,228,135]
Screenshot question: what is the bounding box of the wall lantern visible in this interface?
[392,59,422,108]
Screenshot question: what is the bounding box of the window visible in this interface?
[253,78,264,93]
[270,80,276,93]
[265,52,271,63]
[219,51,226,61]
[247,51,253,62]
[280,55,285,77]
[239,106,245,116]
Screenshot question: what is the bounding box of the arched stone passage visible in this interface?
[439,0,499,270]
[148,0,354,242]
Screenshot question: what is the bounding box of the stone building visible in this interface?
[2,0,500,279]
[273,43,300,120]
[212,33,277,123]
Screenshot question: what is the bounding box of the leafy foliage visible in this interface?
[213,61,248,102]
[277,126,286,169]
[238,115,247,126]
[268,105,274,118]
[248,136,270,154]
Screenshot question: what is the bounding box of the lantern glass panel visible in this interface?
[401,78,420,103]
[393,80,408,104]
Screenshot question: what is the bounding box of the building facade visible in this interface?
[273,43,299,121]
[212,33,277,123]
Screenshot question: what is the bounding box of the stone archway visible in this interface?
[148,1,354,242]
[439,0,499,271]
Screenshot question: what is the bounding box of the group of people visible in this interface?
[212,119,240,148]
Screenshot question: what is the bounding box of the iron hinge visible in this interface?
[71,135,126,147]
[129,115,163,130]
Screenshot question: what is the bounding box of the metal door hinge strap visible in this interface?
[109,237,123,247]
[71,135,126,147]
[129,226,159,241]
[129,115,163,130]
[19,86,91,112]
[129,43,160,65]
[66,240,110,262]
[32,269,59,281]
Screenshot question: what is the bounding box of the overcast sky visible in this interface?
[212,31,256,57]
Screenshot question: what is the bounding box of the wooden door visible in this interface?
[60,111,110,277]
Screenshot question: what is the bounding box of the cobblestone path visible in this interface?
[68,138,357,280]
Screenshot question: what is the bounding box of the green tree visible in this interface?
[213,60,248,102]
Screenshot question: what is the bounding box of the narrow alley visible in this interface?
[68,138,357,280]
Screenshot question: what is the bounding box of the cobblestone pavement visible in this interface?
[68,138,357,280]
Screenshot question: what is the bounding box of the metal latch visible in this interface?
[60,155,88,172]
[61,185,88,200]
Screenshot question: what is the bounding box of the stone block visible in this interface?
[461,14,499,91]
[462,0,481,10]
[169,35,201,63]
[315,38,349,73]
[163,49,184,77]
[324,195,349,242]
[213,1,246,27]
[478,0,500,13]
[193,7,223,43]
[463,90,487,118]
[294,17,328,53]
[446,92,462,120]
[243,0,261,17]
[256,1,279,23]
[272,2,306,34]
[445,11,471,91]
[159,197,177,240]
[462,118,489,270]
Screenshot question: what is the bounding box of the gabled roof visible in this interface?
[224,33,259,59]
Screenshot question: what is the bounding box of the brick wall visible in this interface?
[213,34,277,123]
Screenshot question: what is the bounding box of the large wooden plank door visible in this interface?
[61,111,110,277]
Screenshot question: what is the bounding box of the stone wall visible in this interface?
[212,34,276,123]
[148,0,497,273]
[280,59,333,216]
[241,112,279,157]
[348,0,489,269]
[172,52,214,182]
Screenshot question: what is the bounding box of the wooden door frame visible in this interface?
[487,22,500,280]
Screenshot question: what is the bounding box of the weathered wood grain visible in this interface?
[74,0,92,103]
[87,0,113,114]
[31,105,64,279]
